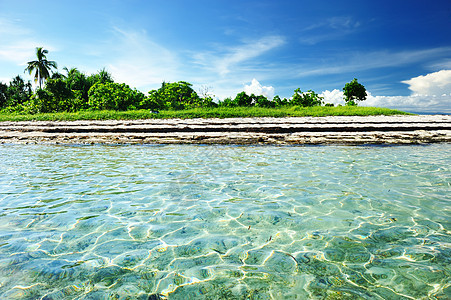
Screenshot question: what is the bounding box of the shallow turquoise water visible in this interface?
[0,144,449,299]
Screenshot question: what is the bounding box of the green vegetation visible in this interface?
[343,78,367,106]
[0,47,409,120]
[0,106,411,122]
[24,47,58,89]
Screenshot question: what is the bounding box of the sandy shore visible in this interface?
[0,115,450,145]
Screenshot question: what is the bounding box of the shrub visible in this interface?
[6,76,33,107]
[30,89,59,113]
[273,95,289,107]
[45,78,75,111]
[233,92,253,107]
[218,97,236,107]
[254,95,275,108]
[290,89,323,107]
[140,90,165,110]
[88,82,145,110]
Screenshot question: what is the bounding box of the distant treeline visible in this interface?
[0,48,367,114]
[0,71,367,114]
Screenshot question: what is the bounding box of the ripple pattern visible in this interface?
[0,144,449,299]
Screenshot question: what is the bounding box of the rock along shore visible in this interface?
[0,115,450,145]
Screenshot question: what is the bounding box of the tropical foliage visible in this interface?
[290,89,323,107]
[24,47,58,88]
[223,92,277,108]
[0,47,374,116]
[343,78,367,106]
[88,82,145,111]
[143,81,215,110]
[0,76,33,110]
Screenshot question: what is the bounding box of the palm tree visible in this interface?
[24,47,58,89]
[63,66,79,78]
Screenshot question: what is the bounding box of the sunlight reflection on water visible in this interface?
[0,144,449,299]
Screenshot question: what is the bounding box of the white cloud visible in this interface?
[402,70,451,96]
[320,89,345,105]
[186,36,285,99]
[244,79,275,99]
[193,35,285,76]
[106,27,179,91]
[364,70,451,113]
[327,17,360,30]
[320,88,451,114]
[293,48,451,78]
[300,17,360,45]
[364,93,451,113]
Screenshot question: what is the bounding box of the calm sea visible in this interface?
[0,144,449,299]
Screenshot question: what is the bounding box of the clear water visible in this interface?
[0,144,449,299]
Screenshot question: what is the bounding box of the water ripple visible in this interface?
[0,144,449,299]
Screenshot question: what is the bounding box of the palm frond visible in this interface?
[25,47,57,88]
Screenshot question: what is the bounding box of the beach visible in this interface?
[0,115,450,145]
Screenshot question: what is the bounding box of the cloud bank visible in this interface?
[244,79,275,99]
[320,90,451,113]
[321,70,451,113]
[402,70,451,96]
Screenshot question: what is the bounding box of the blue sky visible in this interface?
[1,0,450,112]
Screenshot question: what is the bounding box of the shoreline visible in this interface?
[1,115,450,145]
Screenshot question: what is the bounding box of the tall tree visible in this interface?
[343,78,367,106]
[24,47,58,89]
[6,76,32,106]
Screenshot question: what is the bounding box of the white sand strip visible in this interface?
[0,115,450,145]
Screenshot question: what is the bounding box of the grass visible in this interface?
[0,106,413,122]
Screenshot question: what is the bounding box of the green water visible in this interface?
[0,144,449,299]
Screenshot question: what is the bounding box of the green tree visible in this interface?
[50,72,65,80]
[88,68,114,85]
[273,95,289,107]
[64,68,90,101]
[44,78,77,111]
[233,92,253,106]
[165,81,202,109]
[140,89,165,110]
[343,78,367,106]
[6,76,33,107]
[218,97,236,107]
[146,81,202,110]
[30,88,58,113]
[290,89,323,107]
[254,95,275,108]
[24,47,58,89]
[63,67,79,79]
[198,95,217,108]
[223,92,275,107]
[60,67,112,106]
[88,82,145,110]
[197,85,217,108]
